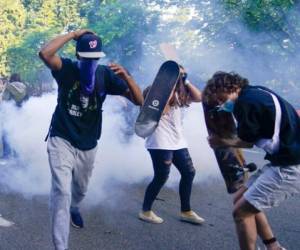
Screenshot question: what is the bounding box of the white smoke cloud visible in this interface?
[0,94,218,205]
[0,95,53,196]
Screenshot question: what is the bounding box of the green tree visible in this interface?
[23,0,85,31]
[6,29,58,84]
[5,0,85,84]
[86,0,158,70]
[0,0,26,76]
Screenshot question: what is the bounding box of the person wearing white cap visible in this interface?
[39,29,143,250]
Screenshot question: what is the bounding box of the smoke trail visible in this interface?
[0,95,54,196]
[159,2,300,107]
[0,92,217,204]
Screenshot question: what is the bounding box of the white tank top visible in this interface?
[145,106,188,150]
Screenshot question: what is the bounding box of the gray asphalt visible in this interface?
[1,154,300,250]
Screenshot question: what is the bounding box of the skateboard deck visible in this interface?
[202,103,256,193]
[135,61,180,138]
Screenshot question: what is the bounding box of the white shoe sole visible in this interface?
[180,216,205,225]
[138,213,164,224]
[0,216,14,227]
[71,221,83,229]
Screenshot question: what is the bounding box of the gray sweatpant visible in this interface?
[47,136,97,250]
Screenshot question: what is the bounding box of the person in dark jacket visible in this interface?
[39,29,143,250]
[204,72,300,250]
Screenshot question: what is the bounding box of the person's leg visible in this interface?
[48,137,75,250]
[255,165,300,250]
[172,148,195,212]
[232,185,247,205]
[234,197,281,250]
[71,146,97,209]
[256,213,279,250]
[233,186,275,245]
[140,150,173,223]
[142,149,172,212]
[172,148,204,224]
[233,197,260,250]
[235,164,300,250]
[70,146,97,228]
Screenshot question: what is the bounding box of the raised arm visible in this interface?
[109,63,143,106]
[39,29,91,71]
[185,80,202,102]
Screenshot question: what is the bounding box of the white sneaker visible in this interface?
[138,211,164,224]
[264,244,287,250]
[264,247,286,250]
[0,215,14,227]
[180,211,205,225]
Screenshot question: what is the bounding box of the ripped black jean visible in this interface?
[142,148,196,212]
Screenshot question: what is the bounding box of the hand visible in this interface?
[72,29,95,40]
[109,63,130,81]
[207,135,226,149]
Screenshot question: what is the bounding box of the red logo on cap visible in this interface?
[89,40,97,49]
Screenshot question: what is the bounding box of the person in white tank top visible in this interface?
[139,65,205,225]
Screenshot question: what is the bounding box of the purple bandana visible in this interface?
[78,59,99,96]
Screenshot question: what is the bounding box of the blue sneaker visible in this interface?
[70,207,84,229]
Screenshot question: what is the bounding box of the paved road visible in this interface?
[1,154,300,250]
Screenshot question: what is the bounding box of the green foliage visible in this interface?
[23,0,84,31]
[0,0,26,76]
[0,0,157,82]
[6,29,58,84]
[1,0,300,102]
[220,0,300,100]
[21,0,44,12]
[86,0,158,69]
[224,0,294,30]
[223,0,300,51]
[1,0,86,82]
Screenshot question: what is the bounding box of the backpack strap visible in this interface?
[255,88,282,154]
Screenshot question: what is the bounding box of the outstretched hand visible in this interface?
[72,29,95,40]
[109,63,130,81]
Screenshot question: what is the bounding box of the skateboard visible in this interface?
[135,61,180,138]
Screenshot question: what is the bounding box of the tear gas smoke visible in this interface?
[1,2,299,205]
[0,94,217,205]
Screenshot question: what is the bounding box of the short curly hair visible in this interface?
[202,71,249,106]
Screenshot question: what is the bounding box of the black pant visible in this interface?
[142,148,196,212]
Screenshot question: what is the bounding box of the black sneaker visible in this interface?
[70,207,84,229]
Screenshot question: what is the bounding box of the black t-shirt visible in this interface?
[49,58,128,150]
[234,85,300,166]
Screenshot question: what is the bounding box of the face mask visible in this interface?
[217,100,235,113]
[78,59,99,96]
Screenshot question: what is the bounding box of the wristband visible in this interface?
[263,237,277,245]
